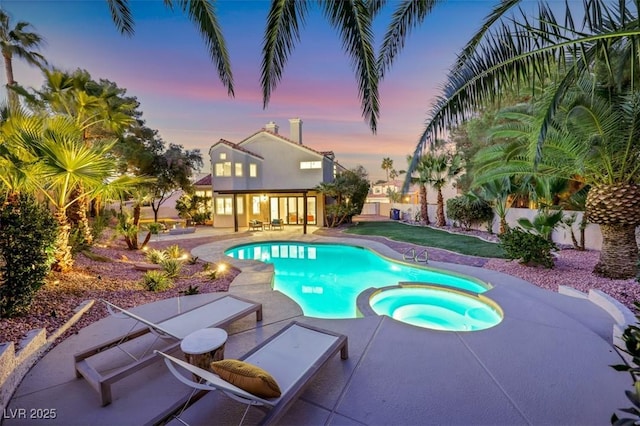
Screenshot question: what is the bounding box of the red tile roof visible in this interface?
[194,174,212,186]
[211,139,264,159]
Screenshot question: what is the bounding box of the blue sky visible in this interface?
[2,1,496,181]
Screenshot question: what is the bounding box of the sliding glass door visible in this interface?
[268,196,317,225]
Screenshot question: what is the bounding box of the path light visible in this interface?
[217,263,228,274]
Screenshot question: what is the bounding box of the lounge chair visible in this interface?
[152,321,348,426]
[74,296,263,406]
[270,218,283,230]
[249,220,263,231]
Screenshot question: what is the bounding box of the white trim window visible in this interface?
[249,163,257,177]
[220,153,227,160]
[215,162,231,177]
[215,197,243,215]
[235,163,243,176]
[300,161,321,169]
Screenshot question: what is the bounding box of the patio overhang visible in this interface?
[213,189,315,234]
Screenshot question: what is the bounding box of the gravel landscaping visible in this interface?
[0,235,239,349]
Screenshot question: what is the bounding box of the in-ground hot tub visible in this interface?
[357,283,503,332]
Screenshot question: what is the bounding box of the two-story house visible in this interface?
[206,118,343,233]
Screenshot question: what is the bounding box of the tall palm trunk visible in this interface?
[52,210,73,272]
[586,184,640,279]
[498,216,508,235]
[436,188,446,227]
[3,52,17,110]
[67,186,93,246]
[419,184,430,225]
[594,224,638,278]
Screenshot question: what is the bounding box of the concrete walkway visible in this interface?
[4,228,633,426]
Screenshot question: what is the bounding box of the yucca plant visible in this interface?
[160,258,183,279]
[145,249,167,265]
[141,271,173,292]
[164,244,184,260]
[179,284,200,296]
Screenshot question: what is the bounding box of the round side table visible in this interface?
[180,328,228,375]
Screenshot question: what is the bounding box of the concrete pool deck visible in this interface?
[4,227,634,425]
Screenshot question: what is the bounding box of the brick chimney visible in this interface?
[265,121,279,134]
[289,118,302,144]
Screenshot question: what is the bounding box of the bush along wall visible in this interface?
[0,193,58,317]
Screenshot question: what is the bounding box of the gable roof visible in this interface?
[194,174,212,186]
[239,128,335,160]
[210,139,264,159]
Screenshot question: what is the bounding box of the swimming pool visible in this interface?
[224,241,492,319]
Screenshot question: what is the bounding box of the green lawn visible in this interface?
[344,221,506,258]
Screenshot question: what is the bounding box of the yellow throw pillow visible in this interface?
[211,359,282,398]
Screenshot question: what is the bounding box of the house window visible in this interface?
[236,197,244,214]
[235,163,243,176]
[252,196,261,215]
[300,161,321,169]
[215,197,233,215]
[249,163,257,177]
[220,153,227,160]
[215,162,231,177]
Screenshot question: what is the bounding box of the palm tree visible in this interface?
[409,154,431,225]
[381,157,393,181]
[476,177,513,234]
[25,69,139,246]
[423,152,462,227]
[104,0,233,97]
[0,11,47,109]
[2,114,132,271]
[472,76,640,278]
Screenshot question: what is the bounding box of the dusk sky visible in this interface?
[2,1,497,181]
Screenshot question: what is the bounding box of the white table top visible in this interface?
[180,328,228,355]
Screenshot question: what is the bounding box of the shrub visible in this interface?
[180,284,200,296]
[161,258,183,278]
[141,271,173,292]
[90,209,114,242]
[0,193,58,317]
[499,228,556,268]
[446,194,494,230]
[146,249,167,264]
[146,222,164,235]
[192,212,211,225]
[611,301,640,424]
[165,244,184,259]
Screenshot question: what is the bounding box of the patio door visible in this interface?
[268,196,317,225]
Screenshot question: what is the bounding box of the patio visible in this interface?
[4,229,633,425]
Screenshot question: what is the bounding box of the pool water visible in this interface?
[225,242,489,319]
[370,287,502,331]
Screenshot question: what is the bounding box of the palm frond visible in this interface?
[411,1,640,177]
[173,0,234,96]
[261,0,308,108]
[322,0,379,132]
[453,0,522,72]
[378,0,440,78]
[105,0,135,36]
